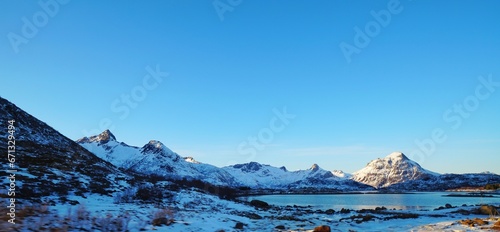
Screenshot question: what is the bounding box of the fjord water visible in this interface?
[248,192,500,210]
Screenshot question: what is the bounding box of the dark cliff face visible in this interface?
[0,97,127,200]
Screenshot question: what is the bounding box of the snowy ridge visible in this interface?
[351,152,439,188]
[222,162,368,190]
[77,130,141,169]
[223,162,314,188]
[77,131,239,186]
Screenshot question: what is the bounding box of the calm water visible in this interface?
[247,192,500,210]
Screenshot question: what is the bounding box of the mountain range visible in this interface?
[76,130,371,191]
[2,96,499,197]
[76,129,500,191]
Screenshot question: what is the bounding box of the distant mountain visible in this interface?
[222,162,371,191]
[77,131,240,186]
[351,152,439,188]
[0,97,128,201]
[386,173,500,191]
[351,152,500,191]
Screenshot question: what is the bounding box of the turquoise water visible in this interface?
[247,192,500,210]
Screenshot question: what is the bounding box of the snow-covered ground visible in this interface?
[4,190,499,231]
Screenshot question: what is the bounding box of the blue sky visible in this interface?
[1,0,499,174]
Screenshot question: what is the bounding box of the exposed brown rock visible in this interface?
[313,225,331,232]
[477,205,499,215]
[152,217,173,226]
[460,218,488,227]
[492,219,500,230]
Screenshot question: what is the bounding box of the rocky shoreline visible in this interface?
[226,199,500,231]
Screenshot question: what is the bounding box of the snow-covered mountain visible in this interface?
[77,131,372,190]
[222,162,371,190]
[351,152,439,188]
[223,162,328,187]
[77,130,240,186]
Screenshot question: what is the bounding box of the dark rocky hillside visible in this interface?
[0,97,129,202]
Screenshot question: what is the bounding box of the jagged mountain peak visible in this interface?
[77,129,116,144]
[147,140,164,148]
[310,164,320,171]
[95,129,116,142]
[140,140,174,155]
